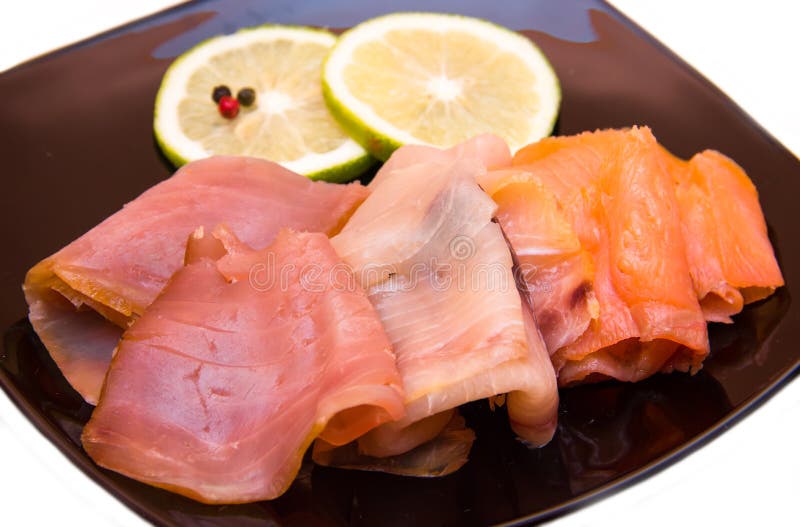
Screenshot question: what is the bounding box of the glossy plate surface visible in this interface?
[1,1,798,525]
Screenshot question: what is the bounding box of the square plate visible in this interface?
[1,1,798,525]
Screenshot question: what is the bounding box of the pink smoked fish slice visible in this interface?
[368,133,511,189]
[552,128,709,385]
[330,138,559,461]
[82,227,404,504]
[666,148,784,323]
[479,168,599,354]
[353,409,457,458]
[312,411,476,478]
[24,156,368,403]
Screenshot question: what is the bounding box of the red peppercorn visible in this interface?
[218,95,239,119]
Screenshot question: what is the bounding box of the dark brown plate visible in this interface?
[1,0,798,525]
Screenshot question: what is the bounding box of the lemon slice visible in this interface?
[154,26,373,181]
[323,13,561,160]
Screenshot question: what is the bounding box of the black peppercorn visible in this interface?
[237,87,256,107]
[212,85,232,103]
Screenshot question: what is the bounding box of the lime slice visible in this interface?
[154,26,373,181]
[322,13,561,161]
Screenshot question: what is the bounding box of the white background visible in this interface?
[1,1,798,525]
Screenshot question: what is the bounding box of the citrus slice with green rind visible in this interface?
[154,25,373,181]
[322,13,561,161]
